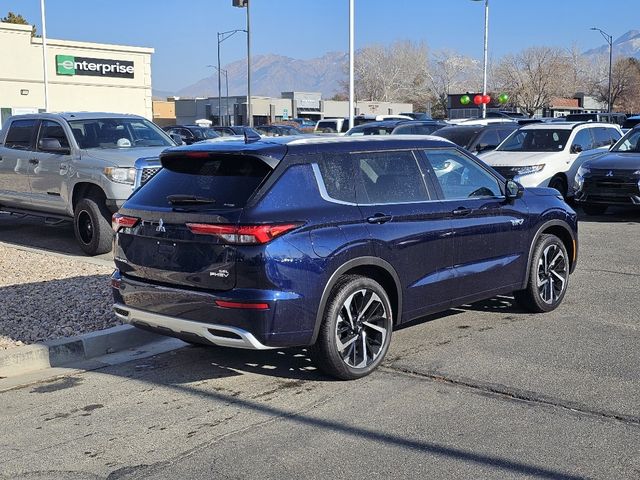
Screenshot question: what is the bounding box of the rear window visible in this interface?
[130,155,272,209]
[432,127,479,150]
[5,119,36,149]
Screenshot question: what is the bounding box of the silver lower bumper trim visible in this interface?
[113,303,275,350]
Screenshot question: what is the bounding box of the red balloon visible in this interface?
[482,95,491,104]
[473,95,483,105]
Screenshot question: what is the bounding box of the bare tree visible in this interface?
[354,41,431,108]
[588,56,640,111]
[494,47,569,116]
[427,50,481,117]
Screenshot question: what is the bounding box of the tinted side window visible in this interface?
[38,120,70,149]
[572,129,594,151]
[477,129,500,150]
[425,149,501,200]
[354,151,430,204]
[317,154,356,202]
[5,119,37,150]
[593,127,620,147]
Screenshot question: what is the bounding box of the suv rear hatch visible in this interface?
[114,148,283,291]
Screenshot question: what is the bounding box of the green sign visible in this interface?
[56,55,76,75]
[55,55,135,78]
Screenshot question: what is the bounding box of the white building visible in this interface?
[0,22,154,126]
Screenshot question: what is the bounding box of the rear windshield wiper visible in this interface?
[167,194,216,205]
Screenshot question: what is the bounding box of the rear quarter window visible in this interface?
[129,155,273,209]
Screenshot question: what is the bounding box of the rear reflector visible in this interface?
[215,300,270,310]
[112,213,139,231]
[186,223,301,244]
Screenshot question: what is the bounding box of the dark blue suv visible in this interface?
[112,136,578,379]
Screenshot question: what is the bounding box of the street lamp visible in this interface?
[348,0,355,130]
[472,0,489,119]
[207,65,229,125]
[232,0,252,126]
[217,29,246,126]
[40,0,49,112]
[590,27,613,113]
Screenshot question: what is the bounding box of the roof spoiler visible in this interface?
[244,129,261,144]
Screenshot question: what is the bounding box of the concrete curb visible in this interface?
[0,325,164,378]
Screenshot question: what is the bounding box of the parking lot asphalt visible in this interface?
[0,207,639,479]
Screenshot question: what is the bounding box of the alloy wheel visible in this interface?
[335,288,390,369]
[77,210,94,244]
[536,244,568,304]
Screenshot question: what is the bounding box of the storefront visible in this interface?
[0,22,154,126]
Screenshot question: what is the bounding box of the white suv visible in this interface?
[479,122,622,198]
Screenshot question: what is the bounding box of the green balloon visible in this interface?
[460,95,471,105]
[498,93,509,104]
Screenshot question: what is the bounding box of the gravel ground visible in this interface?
[0,245,117,350]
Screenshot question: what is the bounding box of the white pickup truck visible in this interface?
[0,112,176,255]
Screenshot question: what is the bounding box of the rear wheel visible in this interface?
[73,195,113,256]
[581,204,608,215]
[514,234,569,313]
[548,176,568,199]
[310,275,393,380]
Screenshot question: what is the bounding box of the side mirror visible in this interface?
[39,138,70,154]
[570,144,583,154]
[505,179,523,200]
[170,133,184,145]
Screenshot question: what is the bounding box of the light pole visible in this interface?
[348,0,355,130]
[472,0,489,119]
[207,65,229,125]
[40,0,49,112]
[217,29,246,126]
[232,0,252,126]
[591,27,613,113]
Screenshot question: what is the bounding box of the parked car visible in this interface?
[345,120,447,137]
[400,112,432,120]
[162,125,219,145]
[210,126,261,137]
[112,135,578,380]
[314,115,412,134]
[431,123,519,155]
[289,118,316,128]
[0,112,176,255]
[255,124,303,136]
[565,112,626,126]
[574,126,640,214]
[479,122,622,198]
[622,115,640,130]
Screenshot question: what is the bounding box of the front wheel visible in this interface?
[548,176,568,199]
[514,234,569,313]
[309,275,393,380]
[73,196,113,256]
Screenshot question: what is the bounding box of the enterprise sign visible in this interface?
[56,55,134,79]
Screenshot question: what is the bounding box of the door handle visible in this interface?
[367,213,393,224]
[452,207,471,216]
[29,159,39,165]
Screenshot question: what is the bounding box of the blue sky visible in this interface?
[2,0,637,91]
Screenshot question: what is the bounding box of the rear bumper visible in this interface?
[111,270,315,348]
[114,303,275,349]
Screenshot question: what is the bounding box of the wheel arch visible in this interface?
[310,257,403,345]
[522,220,577,289]
[71,182,107,211]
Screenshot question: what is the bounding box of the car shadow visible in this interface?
[0,212,113,262]
[576,205,640,223]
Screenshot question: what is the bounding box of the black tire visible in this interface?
[309,275,393,380]
[513,234,570,313]
[548,176,568,199]
[73,196,113,256]
[582,204,608,215]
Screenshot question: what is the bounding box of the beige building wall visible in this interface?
[0,22,154,120]
[322,100,413,118]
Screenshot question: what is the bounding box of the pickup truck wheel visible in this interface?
[73,197,113,255]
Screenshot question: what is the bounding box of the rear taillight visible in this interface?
[215,300,270,310]
[186,223,301,244]
[112,213,139,232]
